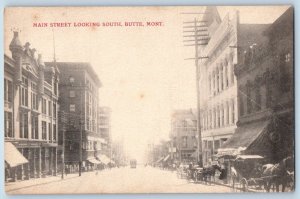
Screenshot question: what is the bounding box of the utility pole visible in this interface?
[79,83,83,176]
[182,14,209,167]
[60,111,66,179]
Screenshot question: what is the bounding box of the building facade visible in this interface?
[170,109,198,163]
[98,107,111,160]
[198,7,270,165]
[5,32,59,182]
[54,62,103,172]
[220,7,294,162]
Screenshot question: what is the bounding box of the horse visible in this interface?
[202,164,222,184]
[262,156,294,192]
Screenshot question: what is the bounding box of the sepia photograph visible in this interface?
[3,5,294,194]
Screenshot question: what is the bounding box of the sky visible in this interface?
[4,6,289,162]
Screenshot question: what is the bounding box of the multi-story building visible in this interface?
[198,7,270,165]
[5,32,59,182]
[98,107,111,159]
[170,109,198,163]
[53,62,103,172]
[220,7,294,162]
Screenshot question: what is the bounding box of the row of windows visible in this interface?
[208,61,235,96]
[173,136,197,148]
[17,112,56,141]
[239,77,273,116]
[201,99,236,131]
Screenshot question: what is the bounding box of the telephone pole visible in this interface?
[182,14,209,167]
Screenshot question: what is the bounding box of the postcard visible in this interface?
[4,6,294,194]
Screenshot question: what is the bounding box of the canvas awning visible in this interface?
[5,142,28,167]
[218,120,270,156]
[97,154,110,165]
[163,155,170,162]
[87,158,101,164]
[235,155,264,161]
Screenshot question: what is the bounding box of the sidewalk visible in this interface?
[5,172,83,193]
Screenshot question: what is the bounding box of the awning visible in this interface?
[218,120,270,155]
[87,158,101,164]
[235,155,264,161]
[97,154,110,165]
[163,155,170,162]
[5,142,28,167]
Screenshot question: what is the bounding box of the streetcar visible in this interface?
[130,159,137,168]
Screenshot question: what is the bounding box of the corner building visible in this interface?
[5,32,59,182]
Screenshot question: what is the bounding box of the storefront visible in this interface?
[5,141,58,182]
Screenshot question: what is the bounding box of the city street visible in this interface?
[6,166,233,194]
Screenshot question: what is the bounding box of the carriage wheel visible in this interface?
[240,178,248,192]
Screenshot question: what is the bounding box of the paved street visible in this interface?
[6,166,233,194]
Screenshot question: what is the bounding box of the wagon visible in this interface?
[231,155,269,192]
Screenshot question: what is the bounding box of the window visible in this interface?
[69,76,75,83]
[70,104,75,112]
[21,77,28,107]
[4,79,13,102]
[48,123,52,141]
[182,136,187,148]
[31,115,38,139]
[20,112,28,138]
[69,90,75,98]
[48,101,52,116]
[285,53,291,63]
[5,111,13,138]
[42,99,47,114]
[53,124,56,141]
[42,121,47,140]
[53,103,56,118]
[31,92,38,110]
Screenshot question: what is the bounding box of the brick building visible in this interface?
[5,32,59,181]
[52,62,103,172]
[170,109,198,163]
[220,7,294,162]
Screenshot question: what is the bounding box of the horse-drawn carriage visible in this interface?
[231,155,294,192]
